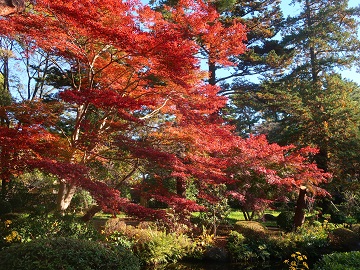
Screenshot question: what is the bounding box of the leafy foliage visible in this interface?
[0,0,330,228]
[0,0,247,218]
[103,219,193,265]
[314,251,360,270]
[277,211,295,232]
[196,184,230,236]
[226,229,271,263]
[226,135,330,220]
[0,213,101,249]
[226,230,246,261]
[0,237,140,270]
[283,252,309,270]
[251,0,360,185]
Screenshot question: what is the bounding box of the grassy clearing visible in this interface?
[227,209,281,223]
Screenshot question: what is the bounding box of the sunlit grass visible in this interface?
[227,209,281,221]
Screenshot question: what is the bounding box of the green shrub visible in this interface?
[263,221,333,261]
[294,222,330,249]
[0,237,140,270]
[277,211,294,232]
[229,221,272,262]
[227,230,246,262]
[314,251,360,270]
[226,229,271,262]
[188,229,215,260]
[0,213,101,249]
[104,221,193,265]
[264,235,295,260]
[139,230,193,265]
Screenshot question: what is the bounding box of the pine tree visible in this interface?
[258,0,360,181]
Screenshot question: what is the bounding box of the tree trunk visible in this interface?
[81,205,102,222]
[176,177,186,197]
[305,0,318,84]
[208,61,216,86]
[56,181,77,213]
[294,186,307,229]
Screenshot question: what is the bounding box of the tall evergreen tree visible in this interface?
[220,0,294,136]
[255,0,360,182]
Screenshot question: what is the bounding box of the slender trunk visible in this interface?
[56,181,77,213]
[81,205,102,222]
[56,102,88,212]
[305,0,318,84]
[176,177,186,197]
[305,0,331,171]
[212,208,217,238]
[0,39,12,200]
[294,186,307,229]
[241,209,250,221]
[208,61,216,86]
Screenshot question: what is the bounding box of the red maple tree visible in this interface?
[0,0,330,222]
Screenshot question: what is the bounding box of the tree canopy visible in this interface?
[0,0,332,222]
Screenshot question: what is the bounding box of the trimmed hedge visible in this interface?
[0,237,140,270]
[314,251,360,270]
[233,221,267,238]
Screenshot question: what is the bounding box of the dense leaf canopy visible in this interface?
[0,0,330,221]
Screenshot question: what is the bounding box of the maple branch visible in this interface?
[139,98,169,120]
[90,45,111,69]
[114,159,140,190]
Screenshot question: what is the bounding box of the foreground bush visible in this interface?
[0,213,101,249]
[265,221,332,261]
[0,237,140,270]
[314,251,360,270]
[104,219,193,265]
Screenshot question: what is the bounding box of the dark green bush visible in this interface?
[329,227,360,251]
[277,211,294,231]
[331,212,348,224]
[314,251,360,270]
[226,230,246,262]
[0,200,12,216]
[226,229,271,262]
[0,237,140,270]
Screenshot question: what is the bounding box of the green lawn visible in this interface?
[227,209,280,221]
